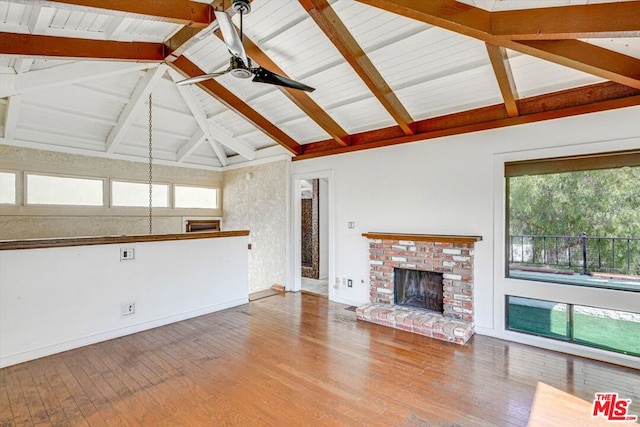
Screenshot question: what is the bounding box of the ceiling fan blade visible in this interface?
[175,69,231,86]
[252,67,315,92]
[214,10,249,67]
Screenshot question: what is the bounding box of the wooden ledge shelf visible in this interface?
[0,230,250,251]
[362,232,482,245]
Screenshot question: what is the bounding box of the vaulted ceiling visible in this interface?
[1,0,639,170]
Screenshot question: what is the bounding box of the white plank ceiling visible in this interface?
[0,0,638,169]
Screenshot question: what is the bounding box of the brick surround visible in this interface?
[358,233,481,344]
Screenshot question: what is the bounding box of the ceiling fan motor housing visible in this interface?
[232,0,251,15]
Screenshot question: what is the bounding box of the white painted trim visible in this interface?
[0,298,247,369]
[2,95,21,140]
[106,64,168,154]
[0,62,158,98]
[223,152,292,170]
[290,169,335,297]
[0,138,223,172]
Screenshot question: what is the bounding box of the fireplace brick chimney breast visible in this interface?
[358,233,481,344]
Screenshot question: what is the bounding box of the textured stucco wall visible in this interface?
[0,146,222,239]
[222,160,288,292]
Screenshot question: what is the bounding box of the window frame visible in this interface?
[0,170,19,205]
[25,172,106,207]
[110,179,171,208]
[173,184,219,210]
[504,149,640,292]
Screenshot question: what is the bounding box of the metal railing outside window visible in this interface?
[509,234,640,276]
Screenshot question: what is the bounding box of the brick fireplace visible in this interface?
[357,232,482,344]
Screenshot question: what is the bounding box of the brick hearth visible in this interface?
[358,232,482,344]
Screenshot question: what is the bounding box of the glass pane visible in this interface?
[573,306,640,357]
[175,186,217,209]
[0,172,16,204]
[27,174,103,206]
[507,296,570,340]
[507,166,640,290]
[112,181,168,207]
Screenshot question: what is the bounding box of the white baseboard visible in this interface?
[0,298,247,369]
[330,295,365,307]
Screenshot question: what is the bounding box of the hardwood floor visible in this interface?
[1,293,639,426]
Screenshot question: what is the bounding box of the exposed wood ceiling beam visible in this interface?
[13,59,34,74]
[300,0,415,136]
[491,2,640,40]
[46,0,214,28]
[27,3,49,34]
[485,43,519,117]
[0,62,158,98]
[105,64,168,154]
[235,33,351,146]
[355,0,640,90]
[164,0,238,62]
[169,56,302,156]
[172,81,228,166]
[0,33,165,61]
[177,131,205,163]
[514,40,640,91]
[297,82,640,160]
[168,68,256,161]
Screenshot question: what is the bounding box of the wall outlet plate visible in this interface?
[121,302,135,317]
[120,247,135,261]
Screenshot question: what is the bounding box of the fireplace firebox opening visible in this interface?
[394,268,444,313]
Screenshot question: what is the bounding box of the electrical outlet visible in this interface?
[120,247,135,261]
[121,302,136,317]
[347,279,353,287]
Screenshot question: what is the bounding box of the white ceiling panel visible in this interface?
[508,52,605,98]
[395,64,503,120]
[0,0,634,169]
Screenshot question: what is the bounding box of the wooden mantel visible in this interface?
[0,230,250,251]
[362,232,482,245]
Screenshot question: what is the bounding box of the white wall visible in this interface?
[222,160,289,292]
[291,106,640,368]
[0,235,249,368]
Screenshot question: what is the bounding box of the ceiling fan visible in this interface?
[176,0,315,92]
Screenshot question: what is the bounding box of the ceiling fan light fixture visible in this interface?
[232,0,251,15]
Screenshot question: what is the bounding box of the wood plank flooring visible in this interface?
[1,293,639,426]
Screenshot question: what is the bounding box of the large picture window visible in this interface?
[505,150,640,292]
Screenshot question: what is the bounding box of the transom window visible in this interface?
[26,174,103,206]
[112,181,169,208]
[0,172,16,204]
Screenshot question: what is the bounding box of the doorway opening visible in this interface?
[291,171,333,298]
[300,178,328,296]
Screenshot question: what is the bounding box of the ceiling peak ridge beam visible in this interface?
[485,43,519,117]
[296,81,640,161]
[105,63,168,154]
[299,0,415,136]
[169,56,302,156]
[236,32,350,146]
[45,0,213,28]
[168,68,256,162]
[355,0,640,90]
[491,2,640,40]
